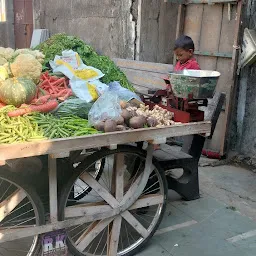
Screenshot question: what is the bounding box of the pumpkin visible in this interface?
[0,77,37,107]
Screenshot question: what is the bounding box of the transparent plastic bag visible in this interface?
[108,81,142,102]
[88,91,121,126]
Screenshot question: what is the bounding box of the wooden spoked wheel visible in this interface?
[0,168,45,256]
[59,145,167,256]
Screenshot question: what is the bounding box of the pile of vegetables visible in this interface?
[0,106,45,144]
[29,114,99,139]
[0,35,176,146]
[36,72,72,102]
[34,34,134,91]
[94,101,175,133]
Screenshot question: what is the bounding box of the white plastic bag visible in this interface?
[50,50,106,102]
[88,91,121,125]
[50,50,104,82]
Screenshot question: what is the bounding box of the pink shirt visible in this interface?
[174,58,200,71]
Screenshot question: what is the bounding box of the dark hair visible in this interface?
[174,35,195,51]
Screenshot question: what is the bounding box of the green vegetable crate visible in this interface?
[169,69,221,98]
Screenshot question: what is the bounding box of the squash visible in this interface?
[0,77,37,107]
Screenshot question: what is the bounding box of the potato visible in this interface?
[94,121,105,131]
[104,120,117,132]
[121,109,131,123]
[129,116,147,129]
[116,116,125,125]
[116,125,126,131]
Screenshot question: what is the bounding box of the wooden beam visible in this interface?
[173,4,186,65]
[220,0,243,155]
[0,122,211,162]
[65,202,112,218]
[79,172,120,208]
[120,145,154,211]
[76,217,114,251]
[121,211,149,238]
[107,216,122,256]
[113,154,125,202]
[0,207,120,243]
[0,190,26,222]
[65,194,164,218]
[112,58,173,74]
[130,194,164,210]
[48,155,58,223]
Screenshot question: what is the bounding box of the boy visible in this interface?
[174,35,200,71]
[155,36,200,151]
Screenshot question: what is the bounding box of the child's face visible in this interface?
[174,48,193,64]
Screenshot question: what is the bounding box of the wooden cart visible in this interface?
[0,120,211,256]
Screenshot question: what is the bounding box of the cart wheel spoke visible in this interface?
[79,172,119,208]
[0,189,27,223]
[65,202,110,218]
[130,194,164,210]
[121,211,149,238]
[108,216,122,256]
[76,218,114,252]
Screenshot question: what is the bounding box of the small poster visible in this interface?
[41,229,68,256]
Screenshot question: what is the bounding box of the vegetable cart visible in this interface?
[0,121,211,256]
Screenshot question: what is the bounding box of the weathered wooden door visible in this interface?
[13,0,33,48]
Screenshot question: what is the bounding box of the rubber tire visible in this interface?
[59,145,168,256]
[0,167,45,256]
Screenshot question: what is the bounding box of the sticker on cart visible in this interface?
[41,229,68,256]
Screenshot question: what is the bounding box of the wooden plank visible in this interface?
[75,221,98,246]
[65,202,111,218]
[197,4,223,70]
[79,172,120,208]
[130,194,164,210]
[0,122,211,162]
[108,216,122,256]
[65,194,164,218]
[121,211,149,238]
[0,208,120,243]
[204,3,236,154]
[183,4,204,51]
[153,144,192,161]
[120,67,169,80]
[76,217,114,251]
[114,154,124,202]
[113,58,173,74]
[173,4,186,65]
[0,190,26,222]
[48,155,58,223]
[120,145,154,211]
[119,68,167,90]
[220,0,242,154]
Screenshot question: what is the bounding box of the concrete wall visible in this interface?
[0,0,15,48]
[234,0,256,157]
[33,0,177,63]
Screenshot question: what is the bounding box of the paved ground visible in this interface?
[136,163,256,256]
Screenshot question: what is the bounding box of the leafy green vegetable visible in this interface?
[35,34,134,91]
